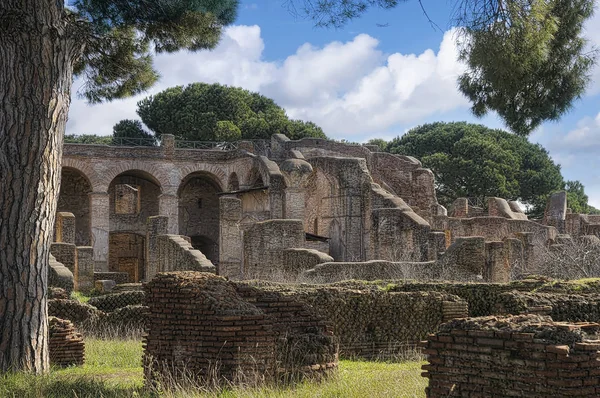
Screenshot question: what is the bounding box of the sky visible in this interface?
[66,0,600,207]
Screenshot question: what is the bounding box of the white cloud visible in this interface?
[543,112,600,153]
[67,25,468,138]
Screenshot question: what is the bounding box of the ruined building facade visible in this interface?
[55,134,577,285]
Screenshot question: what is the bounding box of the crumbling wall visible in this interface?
[243,220,305,278]
[302,260,435,283]
[49,317,85,367]
[281,248,333,277]
[496,291,600,323]
[239,281,467,360]
[49,254,74,294]
[155,234,216,274]
[421,315,600,398]
[143,272,337,387]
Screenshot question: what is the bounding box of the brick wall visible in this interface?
[94,271,130,285]
[143,272,337,388]
[421,314,600,397]
[239,282,467,360]
[49,317,85,367]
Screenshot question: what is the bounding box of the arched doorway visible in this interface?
[109,232,145,282]
[108,170,161,235]
[57,167,92,246]
[178,172,222,264]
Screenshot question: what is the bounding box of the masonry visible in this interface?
[57,133,588,286]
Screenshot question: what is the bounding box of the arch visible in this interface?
[61,158,99,190]
[228,172,240,192]
[245,166,268,189]
[178,172,223,265]
[97,161,169,192]
[57,167,93,246]
[177,164,227,192]
[108,170,162,236]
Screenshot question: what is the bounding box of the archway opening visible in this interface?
[109,232,145,282]
[178,172,222,264]
[57,167,92,246]
[108,170,161,236]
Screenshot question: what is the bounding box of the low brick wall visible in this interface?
[421,315,600,397]
[88,291,145,312]
[48,299,104,328]
[143,272,337,388]
[496,291,600,323]
[49,317,85,367]
[94,272,130,285]
[240,281,467,360]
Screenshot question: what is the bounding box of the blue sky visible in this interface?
[66,0,600,207]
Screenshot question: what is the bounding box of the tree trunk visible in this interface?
[0,1,76,373]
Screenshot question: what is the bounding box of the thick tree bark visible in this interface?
[0,1,76,373]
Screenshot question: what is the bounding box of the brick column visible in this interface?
[55,212,76,244]
[76,246,94,292]
[146,215,169,282]
[158,193,179,234]
[89,191,110,271]
[219,197,243,278]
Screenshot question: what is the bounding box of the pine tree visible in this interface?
[0,0,238,373]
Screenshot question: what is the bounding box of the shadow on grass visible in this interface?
[0,373,149,398]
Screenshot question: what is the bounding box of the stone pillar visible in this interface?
[161,134,175,158]
[146,215,169,282]
[76,246,94,292]
[428,231,447,261]
[451,198,469,218]
[219,197,243,279]
[284,188,305,220]
[55,212,76,244]
[485,241,510,283]
[543,191,567,233]
[516,232,535,273]
[158,193,178,234]
[280,158,313,221]
[89,191,110,271]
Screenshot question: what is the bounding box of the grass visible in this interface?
[0,339,427,398]
[70,291,92,304]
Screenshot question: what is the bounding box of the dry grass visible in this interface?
[0,338,427,398]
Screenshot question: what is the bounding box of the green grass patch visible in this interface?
[70,291,92,304]
[0,339,426,398]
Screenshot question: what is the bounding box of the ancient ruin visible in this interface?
[54,133,596,287]
[49,133,600,390]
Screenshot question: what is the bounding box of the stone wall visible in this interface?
[281,248,333,277]
[496,291,600,323]
[421,314,600,397]
[242,220,305,279]
[57,169,91,246]
[302,260,435,283]
[143,272,337,387]
[154,234,215,275]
